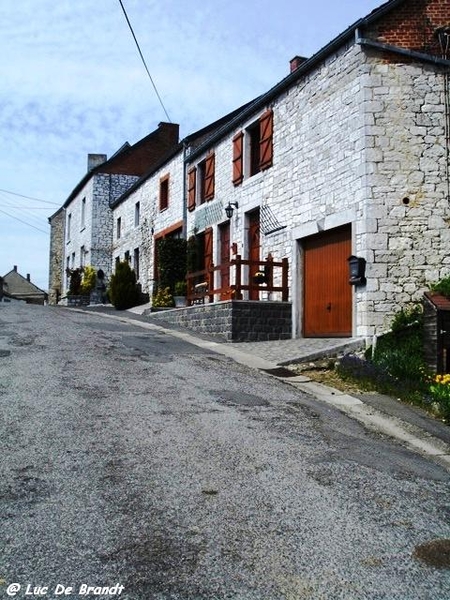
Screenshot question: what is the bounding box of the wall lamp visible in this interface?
[225,201,239,219]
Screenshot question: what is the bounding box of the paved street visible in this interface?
[1,304,449,600]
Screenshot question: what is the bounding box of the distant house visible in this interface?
[2,266,47,305]
[48,122,179,304]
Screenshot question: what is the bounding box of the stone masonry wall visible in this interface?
[48,209,65,304]
[148,300,292,342]
[357,56,449,336]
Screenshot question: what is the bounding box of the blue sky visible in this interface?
[0,0,385,290]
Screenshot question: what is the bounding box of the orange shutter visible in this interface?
[232,132,244,186]
[204,153,215,201]
[204,227,213,272]
[187,167,196,211]
[259,109,273,171]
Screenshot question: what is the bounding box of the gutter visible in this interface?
[356,37,450,68]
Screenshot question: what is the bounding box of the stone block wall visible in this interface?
[48,208,65,305]
[147,300,292,342]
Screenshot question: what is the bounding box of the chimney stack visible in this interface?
[27,274,30,282]
[87,154,107,172]
[290,56,308,73]
[13,265,17,271]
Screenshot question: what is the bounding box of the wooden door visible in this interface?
[219,222,231,300]
[303,225,352,337]
[248,209,260,300]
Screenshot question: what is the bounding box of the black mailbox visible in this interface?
[347,255,366,286]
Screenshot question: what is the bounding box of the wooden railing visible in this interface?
[186,254,288,305]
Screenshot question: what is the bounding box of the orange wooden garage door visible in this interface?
[303,225,352,337]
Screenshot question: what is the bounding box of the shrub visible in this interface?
[428,374,450,421]
[80,265,97,296]
[430,276,450,298]
[109,261,140,310]
[156,237,187,293]
[152,287,174,308]
[66,268,83,295]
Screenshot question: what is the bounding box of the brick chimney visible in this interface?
[87,154,107,172]
[26,274,30,282]
[290,56,308,73]
[13,265,17,272]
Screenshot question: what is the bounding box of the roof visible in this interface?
[3,268,47,297]
[50,122,180,217]
[110,99,257,209]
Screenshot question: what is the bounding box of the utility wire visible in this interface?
[0,188,60,206]
[118,0,172,123]
[0,207,49,235]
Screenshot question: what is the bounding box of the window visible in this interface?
[232,109,273,185]
[115,256,120,268]
[134,202,140,227]
[124,250,130,264]
[67,213,72,240]
[81,197,86,229]
[117,217,122,239]
[71,252,75,269]
[159,175,169,211]
[187,152,215,210]
[80,246,85,267]
[66,256,70,286]
[134,248,140,280]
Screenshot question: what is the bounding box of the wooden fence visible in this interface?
[186,254,288,305]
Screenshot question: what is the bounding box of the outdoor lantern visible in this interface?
[225,201,239,219]
[347,255,366,286]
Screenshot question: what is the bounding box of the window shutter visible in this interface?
[232,132,244,186]
[187,167,197,211]
[259,109,273,171]
[204,153,215,201]
[204,227,213,272]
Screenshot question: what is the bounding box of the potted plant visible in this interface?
[174,280,187,307]
[253,271,267,284]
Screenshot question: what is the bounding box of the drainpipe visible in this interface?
[182,142,188,238]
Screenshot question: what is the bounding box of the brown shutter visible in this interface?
[232,132,244,186]
[187,167,196,211]
[204,153,215,201]
[259,109,273,171]
[204,227,213,272]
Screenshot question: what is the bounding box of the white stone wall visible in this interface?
[63,179,94,294]
[112,151,184,295]
[357,59,449,336]
[63,173,139,295]
[186,43,449,339]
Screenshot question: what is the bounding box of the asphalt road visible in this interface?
[1,304,449,600]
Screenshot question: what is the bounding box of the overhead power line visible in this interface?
[0,207,49,235]
[0,188,60,206]
[118,0,172,123]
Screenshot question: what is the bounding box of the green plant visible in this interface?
[430,276,450,298]
[80,265,97,296]
[109,261,140,310]
[187,235,202,274]
[174,280,187,296]
[152,287,174,308]
[156,237,187,293]
[428,374,450,421]
[66,268,83,295]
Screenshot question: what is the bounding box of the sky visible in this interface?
[0,0,386,291]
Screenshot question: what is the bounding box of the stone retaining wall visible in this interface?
[147,301,292,342]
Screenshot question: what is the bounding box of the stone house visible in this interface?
[182,0,450,339]
[2,266,47,305]
[47,122,179,302]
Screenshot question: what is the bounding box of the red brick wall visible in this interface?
[366,0,450,56]
[101,122,179,176]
